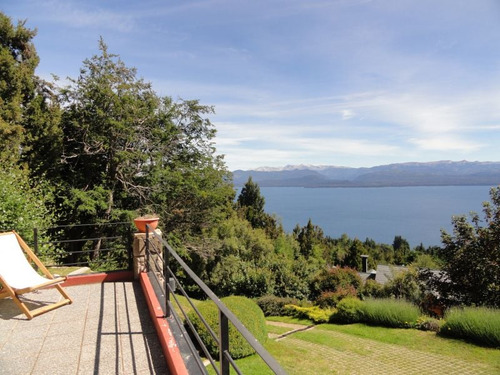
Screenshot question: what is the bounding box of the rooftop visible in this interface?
[0,282,169,375]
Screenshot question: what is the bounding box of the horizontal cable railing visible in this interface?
[145,226,287,375]
[32,222,133,272]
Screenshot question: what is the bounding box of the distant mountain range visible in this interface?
[232,161,500,188]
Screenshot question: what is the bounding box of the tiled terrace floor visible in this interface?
[0,282,169,375]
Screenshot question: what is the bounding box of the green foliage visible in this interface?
[382,267,423,304]
[237,177,265,225]
[362,279,384,298]
[360,298,421,328]
[0,13,37,163]
[209,256,275,298]
[256,295,300,316]
[268,254,315,300]
[316,286,358,308]
[294,219,325,258]
[415,316,442,332]
[0,167,56,239]
[441,306,500,347]
[393,235,410,265]
[187,296,267,359]
[0,12,61,171]
[284,304,333,324]
[237,177,280,237]
[331,297,364,324]
[433,186,500,308]
[311,266,362,301]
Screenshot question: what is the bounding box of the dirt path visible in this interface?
[266,321,311,330]
[266,321,314,340]
[277,328,496,375]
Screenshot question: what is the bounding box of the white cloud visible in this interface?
[409,137,482,152]
[42,0,136,32]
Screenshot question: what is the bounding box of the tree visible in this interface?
[0,13,37,163]
[236,177,280,237]
[0,13,61,170]
[430,186,500,308]
[58,39,233,237]
[393,235,410,265]
[58,39,159,224]
[294,219,325,258]
[237,177,266,226]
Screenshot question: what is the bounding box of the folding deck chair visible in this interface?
[0,231,72,319]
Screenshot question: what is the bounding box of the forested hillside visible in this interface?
[1,12,497,310]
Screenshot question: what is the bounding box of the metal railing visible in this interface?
[145,226,287,375]
[33,222,133,272]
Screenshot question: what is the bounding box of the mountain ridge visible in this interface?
[233,160,500,187]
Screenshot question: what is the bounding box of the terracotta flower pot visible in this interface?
[133,217,159,233]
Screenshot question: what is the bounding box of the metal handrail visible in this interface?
[145,226,287,375]
[33,222,133,271]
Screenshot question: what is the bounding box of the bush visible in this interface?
[362,279,384,298]
[441,306,500,347]
[361,298,420,328]
[256,295,299,316]
[331,297,364,324]
[187,296,267,359]
[284,304,333,324]
[415,316,442,332]
[311,267,362,300]
[382,268,422,304]
[316,286,357,308]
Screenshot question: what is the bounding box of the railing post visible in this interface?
[127,224,133,271]
[145,225,150,272]
[33,227,38,255]
[219,311,230,375]
[164,242,170,317]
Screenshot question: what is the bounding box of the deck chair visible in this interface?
[0,231,72,319]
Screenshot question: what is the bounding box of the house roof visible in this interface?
[373,264,408,285]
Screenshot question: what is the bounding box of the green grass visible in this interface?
[223,322,500,374]
[318,323,500,365]
[441,306,500,347]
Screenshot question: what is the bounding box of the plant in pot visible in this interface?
[133,214,159,233]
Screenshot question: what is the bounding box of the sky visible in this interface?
[4,0,500,171]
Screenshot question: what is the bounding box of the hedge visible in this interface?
[187,296,267,359]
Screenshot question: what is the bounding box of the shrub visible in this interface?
[362,279,384,298]
[360,298,420,328]
[311,266,362,300]
[331,297,364,324]
[284,304,333,324]
[415,316,442,332]
[316,286,358,308]
[382,267,423,304]
[187,296,267,359]
[441,306,500,347]
[256,295,299,316]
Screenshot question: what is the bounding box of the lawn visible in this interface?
[230,321,500,374]
[170,295,500,374]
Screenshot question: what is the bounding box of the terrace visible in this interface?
[0,223,286,375]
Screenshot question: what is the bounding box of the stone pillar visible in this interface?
[133,229,163,280]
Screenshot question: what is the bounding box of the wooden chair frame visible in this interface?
[0,231,72,319]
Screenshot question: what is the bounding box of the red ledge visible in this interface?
[62,270,134,287]
[139,272,188,375]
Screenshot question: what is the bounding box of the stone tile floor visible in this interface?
[0,282,169,375]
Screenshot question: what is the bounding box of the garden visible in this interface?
[176,293,500,374]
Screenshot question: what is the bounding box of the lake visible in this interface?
[255,186,493,247]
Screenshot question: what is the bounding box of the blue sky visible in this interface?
[4,0,500,170]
